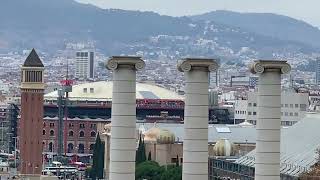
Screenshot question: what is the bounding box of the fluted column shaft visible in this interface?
[107,56,145,180]
[250,60,291,180]
[178,58,218,180]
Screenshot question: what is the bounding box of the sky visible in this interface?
[76,0,320,27]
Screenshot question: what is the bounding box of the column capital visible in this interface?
[250,60,291,74]
[177,58,219,72]
[106,56,145,71]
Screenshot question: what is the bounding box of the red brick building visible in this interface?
[42,117,107,157]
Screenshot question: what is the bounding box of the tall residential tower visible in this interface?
[75,51,94,79]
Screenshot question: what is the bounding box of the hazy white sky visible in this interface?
[76,0,320,27]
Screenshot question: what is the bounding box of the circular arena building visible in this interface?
[44,81,185,121]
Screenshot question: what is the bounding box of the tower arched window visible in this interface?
[90,131,96,137]
[79,131,85,138]
[69,131,74,137]
[78,143,84,153]
[43,129,46,135]
[67,143,74,153]
[50,130,54,136]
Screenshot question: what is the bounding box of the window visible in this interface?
[289,112,293,116]
[290,104,293,108]
[90,124,96,129]
[67,143,74,153]
[89,144,95,151]
[248,103,252,107]
[80,123,85,129]
[295,104,299,108]
[253,103,257,107]
[83,88,87,93]
[90,88,94,93]
[285,104,288,108]
[50,130,54,136]
[90,131,96,137]
[215,127,231,133]
[281,104,284,107]
[248,112,252,115]
[69,123,74,128]
[253,112,257,115]
[294,112,298,116]
[69,131,74,137]
[79,131,85,137]
[49,142,54,152]
[285,112,288,116]
[43,130,46,135]
[281,112,283,116]
[43,122,46,128]
[300,104,307,111]
[49,123,54,128]
[78,144,85,153]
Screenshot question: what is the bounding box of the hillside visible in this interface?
[192,10,320,48]
[0,0,318,59]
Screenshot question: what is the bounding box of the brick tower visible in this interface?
[20,49,45,176]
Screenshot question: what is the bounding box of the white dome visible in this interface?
[214,138,235,157]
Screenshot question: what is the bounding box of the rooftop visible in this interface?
[23,49,44,67]
[45,81,183,101]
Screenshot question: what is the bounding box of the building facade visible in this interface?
[246,91,308,126]
[75,51,94,79]
[42,117,104,159]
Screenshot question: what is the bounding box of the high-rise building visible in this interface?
[20,49,45,176]
[75,51,94,79]
[316,58,320,85]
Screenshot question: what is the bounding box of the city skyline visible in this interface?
[76,0,320,27]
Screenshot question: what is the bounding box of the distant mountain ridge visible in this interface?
[191,10,320,48]
[0,0,319,58]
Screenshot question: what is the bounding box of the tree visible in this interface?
[148,151,152,161]
[136,161,164,180]
[91,133,105,179]
[175,155,179,167]
[136,133,146,164]
[141,138,146,162]
[160,166,182,180]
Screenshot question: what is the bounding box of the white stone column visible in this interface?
[178,58,219,180]
[250,60,291,180]
[106,56,145,180]
[102,132,110,180]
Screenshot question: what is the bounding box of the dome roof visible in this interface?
[143,125,175,144]
[45,81,183,101]
[214,138,235,157]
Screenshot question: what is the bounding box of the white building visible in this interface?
[234,100,247,124]
[246,91,309,126]
[75,51,94,79]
